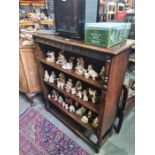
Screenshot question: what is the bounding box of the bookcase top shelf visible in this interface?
[32,33,135,56]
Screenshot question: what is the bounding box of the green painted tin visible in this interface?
[84,22,131,48]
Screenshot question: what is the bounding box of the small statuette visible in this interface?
[56,52,67,66]
[81,116,88,124]
[58,96,64,105]
[62,57,74,70]
[65,79,73,93]
[87,111,92,120]
[75,57,85,75]
[76,106,86,117]
[62,102,69,110]
[88,88,97,104]
[82,90,88,101]
[87,65,98,80]
[69,105,75,112]
[76,91,83,99]
[75,81,82,91]
[84,70,90,79]
[46,51,55,63]
[51,90,58,101]
[44,70,49,82]
[57,73,65,90]
[49,71,56,83]
[92,117,99,128]
[71,87,76,95]
[48,94,51,99]
[99,66,105,80]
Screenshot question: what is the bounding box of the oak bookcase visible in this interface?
[33,33,134,153]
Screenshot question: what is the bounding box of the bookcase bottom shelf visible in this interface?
[45,103,102,152]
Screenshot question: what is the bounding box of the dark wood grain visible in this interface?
[44,81,99,114]
[33,33,135,55]
[98,50,130,138]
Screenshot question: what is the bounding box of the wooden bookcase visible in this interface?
[33,33,134,153]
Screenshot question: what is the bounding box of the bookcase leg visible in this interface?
[26,93,37,106]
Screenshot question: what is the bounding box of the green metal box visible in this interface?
[84,22,131,48]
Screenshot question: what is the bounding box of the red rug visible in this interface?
[19,108,89,155]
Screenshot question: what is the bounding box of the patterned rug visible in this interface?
[19,108,89,155]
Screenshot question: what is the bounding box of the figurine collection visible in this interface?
[48,89,99,128]
[44,70,99,104]
[44,50,102,128]
[46,50,105,81]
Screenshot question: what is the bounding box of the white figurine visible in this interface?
[76,107,86,117]
[87,65,98,80]
[75,57,85,75]
[81,116,89,124]
[92,117,99,128]
[82,90,88,101]
[44,70,49,82]
[69,105,75,112]
[62,57,74,70]
[46,51,55,63]
[87,111,92,119]
[84,70,90,79]
[56,52,67,66]
[48,94,51,99]
[52,90,58,101]
[62,102,68,110]
[88,88,97,104]
[48,71,56,83]
[57,73,65,90]
[65,79,73,93]
[58,96,64,105]
[71,87,76,95]
[76,91,83,99]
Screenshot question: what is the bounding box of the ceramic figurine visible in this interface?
[99,66,105,80]
[76,91,82,99]
[51,90,56,98]
[71,87,76,95]
[81,116,88,124]
[76,106,86,117]
[58,96,64,105]
[92,117,99,128]
[69,105,75,112]
[46,51,55,63]
[64,104,69,110]
[56,52,67,66]
[65,79,73,93]
[88,88,97,104]
[62,102,69,110]
[75,57,85,75]
[87,111,92,119]
[49,71,56,83]
[75,81,82,91]
[44,70,49,82]
[62,57,74,70]
[82,90,88,101]
[87,65,98,80]
[84,70,90,79]
[57,73,65,90]
[48,94,51,99]
[52,90,58,101]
